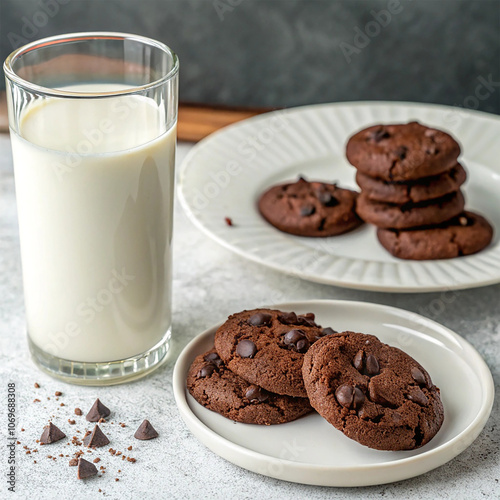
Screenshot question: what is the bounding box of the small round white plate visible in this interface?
[178,101,500,292]
[172,300,494,487]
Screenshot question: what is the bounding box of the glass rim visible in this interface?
[3,31,179,99]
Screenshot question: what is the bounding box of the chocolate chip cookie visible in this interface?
[258,177,363,237]
[356,190,465,229]
[187,349,313,425]
[214,308,336,398]
[302,332,444,451]
[377,211,494,260]
[356,163,467,204]
[346,122,461,181]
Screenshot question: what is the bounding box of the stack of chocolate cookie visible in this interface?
[187,309,326,425]
[347,121,493,259]
[187,307,444,451]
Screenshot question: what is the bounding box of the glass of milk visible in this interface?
[4,33,178,385]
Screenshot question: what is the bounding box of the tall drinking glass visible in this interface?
[4,32,178,384]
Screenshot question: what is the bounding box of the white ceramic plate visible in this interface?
[178,101,500,292]
[172,300,494,487]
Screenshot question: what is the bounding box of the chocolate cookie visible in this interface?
[302,332,444,451]
[356,190,465,229]
[258,177,363,237]
[356,163,467,204]
[187,349,313,425]
[214,308,335,398]
[377,211,494,260]
[346,122,461,181]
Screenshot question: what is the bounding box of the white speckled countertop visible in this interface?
[0,135,498,499]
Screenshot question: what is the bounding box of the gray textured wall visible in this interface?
[1,0,499,113]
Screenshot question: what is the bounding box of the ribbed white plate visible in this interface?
[172,300,494,487]
[178,102,500,292]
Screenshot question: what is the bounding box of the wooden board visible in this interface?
[0,91,269,142]
[0,92,7,133]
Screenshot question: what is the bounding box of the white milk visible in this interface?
[10,85,176,362]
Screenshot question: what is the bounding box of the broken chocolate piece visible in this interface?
[77,458,98,479]
[83,425,110,448]
[86,399,111,422]
[40,422,66,444]
[134,420,159,440]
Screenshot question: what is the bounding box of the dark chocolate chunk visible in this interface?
[394,145,408,160]
[335,385,364,410]
[365,354,380,376]
[83,425,110,448]
[317,191,339,207]
[277,311,298,325]
[40,422,66,444]
[353,350,364,371]
[86,399,111,422]
[407,387,429,406]
[77,458,98,479]
[353,387,365,409]
[248,312,272,327]
[134,420,159,440]
[283,329,310,353]
[296,313,319,328]
[300,204,316,216]
[411,366,427,386]
[335,385,354,408]
[321,327,337,336]
[353,350,379,377]
[236,339,257,358]
[197,363,215,378]
[244,385,269,403]
[204,351,223,367]
[371,127,390,142]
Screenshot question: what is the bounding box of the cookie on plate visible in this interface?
[258,177,363,237]
[355,163,467,204]
[356,190,465,229]
[346,122,461,181]
[187,349,313,425]
[214,308,336,398]
[377,211,494,260]
[302,332,444,451]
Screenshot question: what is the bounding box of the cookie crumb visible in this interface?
[75,408,82,416]
[55,391,62,396]
[224,217,233,226]
[34,383,40,388]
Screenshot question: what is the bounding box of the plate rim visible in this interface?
[178,100,500,293]
[172,299,495,487]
